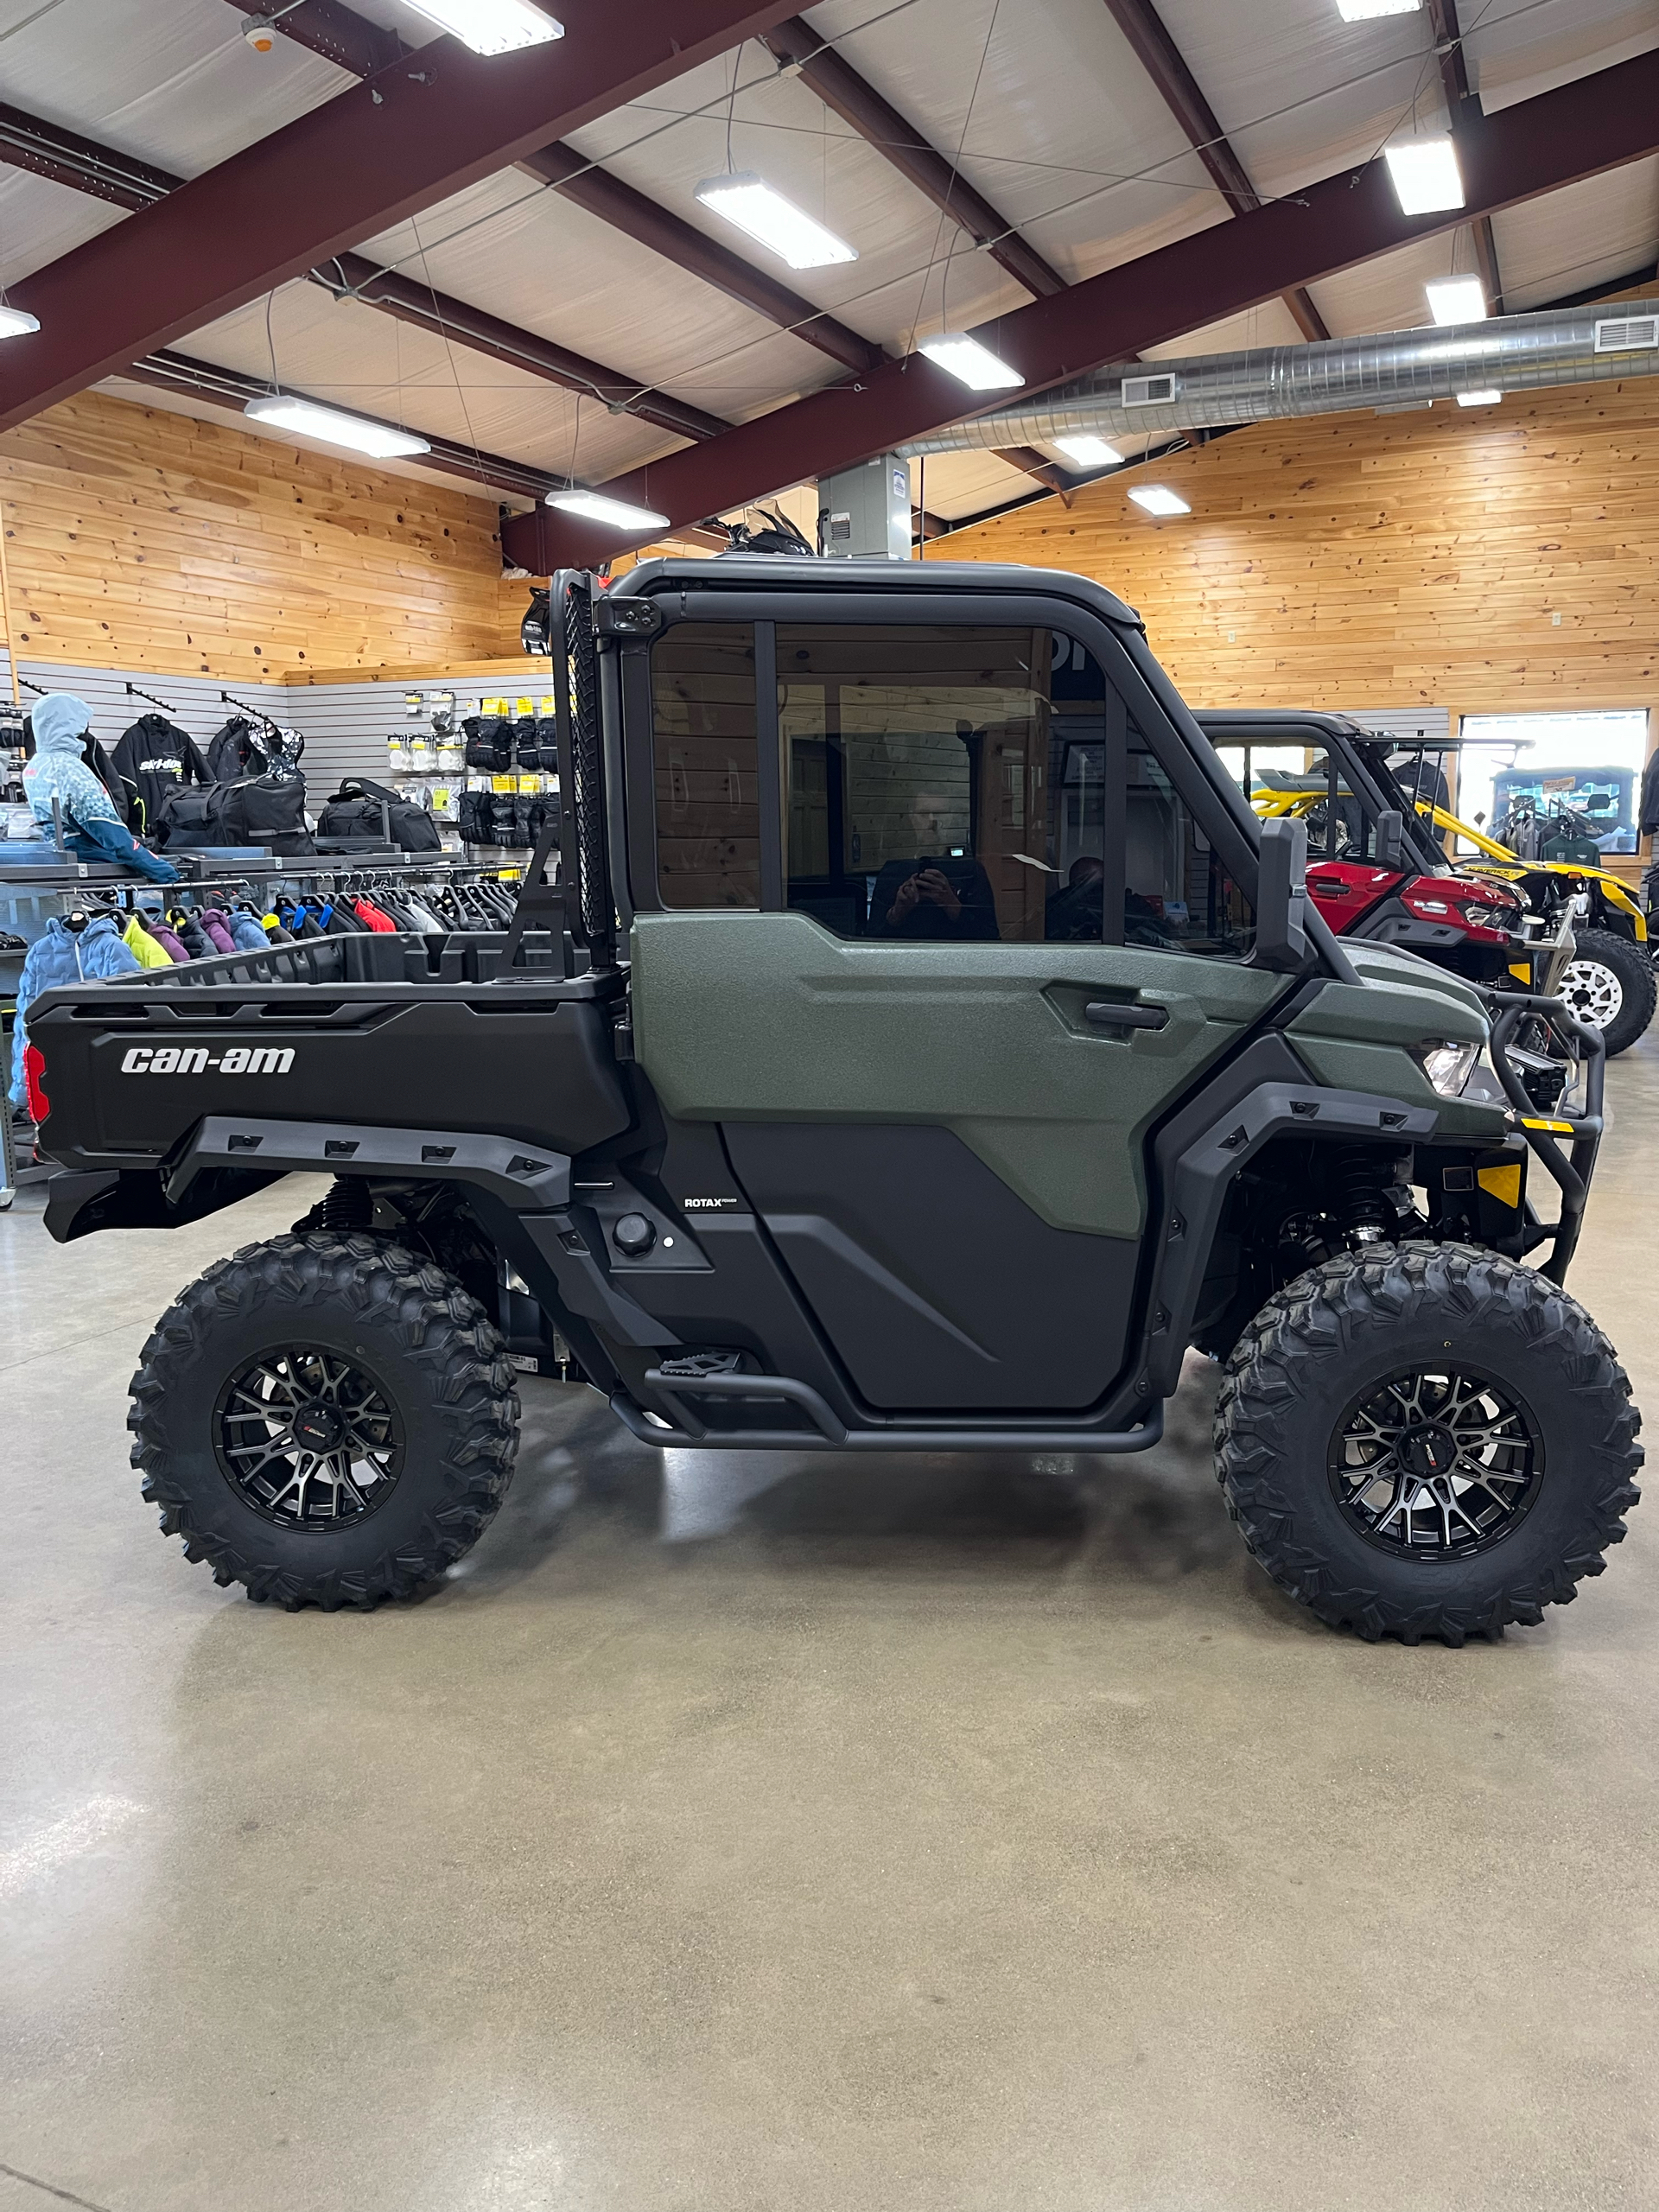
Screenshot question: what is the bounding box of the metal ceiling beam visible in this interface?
[0,102,729,444]
[756,15,1066,300]
[241,0,882,375]
[0,0,806,436]
[250,0,404,77]
[317,253,730,441]
[1425,0,1503,313]
[0,101,180,210]
[512,143,881,374]
[509,41,1659,569]
[123,348,559,501]
[992,444,1075,502]
[1098,0,1330,342]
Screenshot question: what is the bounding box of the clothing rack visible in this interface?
[124,681,178,714]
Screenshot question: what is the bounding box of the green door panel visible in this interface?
[632,912,1290,1236]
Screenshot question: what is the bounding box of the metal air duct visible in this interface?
[902,300,1659,458]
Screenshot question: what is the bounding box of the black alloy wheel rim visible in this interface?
[214,1344,404,1529]
[1328,1363,1542,1558]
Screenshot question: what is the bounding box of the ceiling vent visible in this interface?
[1593,315,1659,353]
[1122,372,1177,406]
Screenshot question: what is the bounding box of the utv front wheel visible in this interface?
[1559,925,1656,1056]
[1215,1245,1640,1643]
[130,1234,520,1609]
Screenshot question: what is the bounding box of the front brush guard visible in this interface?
[1488,994,1605,1284]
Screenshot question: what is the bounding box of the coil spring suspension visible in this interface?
[292,1177,373,1236]
[1332,1146,1394,1243]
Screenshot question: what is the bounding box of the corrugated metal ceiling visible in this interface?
[0,0,1654,526]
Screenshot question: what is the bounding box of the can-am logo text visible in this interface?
[120,1046,294,1076]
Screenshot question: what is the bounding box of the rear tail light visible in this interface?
[22,1043,48,1126]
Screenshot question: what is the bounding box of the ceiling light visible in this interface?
[1053,434,1123,467]
[548,489,671,531]
[0,306,40,339]
[693,173,856,270]
[1337,0,1420,17]
[244,395,430,458]
[1457,389,1503,407]
[1426,276,1487,325]
[1128,485,1190,517]
[1383,138,1465,215]
[918,333,1024,391]
[404,0,563,55]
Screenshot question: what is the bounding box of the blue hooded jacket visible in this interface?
[9,913,141,1109]
[23,694,119,833]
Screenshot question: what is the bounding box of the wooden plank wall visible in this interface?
[0,390,526,683]
[935,378,1659,717]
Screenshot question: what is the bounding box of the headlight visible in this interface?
[1420,1040,1480,1096]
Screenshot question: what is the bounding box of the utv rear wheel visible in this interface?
[1559,925,1656,1056]
[129,1233,520,1610]
[1214,1244,1641,1644]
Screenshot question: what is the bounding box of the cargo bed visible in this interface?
[28,931,633,1184]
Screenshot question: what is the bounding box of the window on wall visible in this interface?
[1452,711,1649,857]
[650,624,760,909]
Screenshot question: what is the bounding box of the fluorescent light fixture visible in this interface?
[244,394,430,458]
[1383,138,1464,215]
[1128,485,1190,517]
[0,306,40,338]
[918,332,1024,391]
[547,488,671,531]
[693,173,856,270]
[1337,0,1419,16]
[1457,389,1503,407]
[1426,275,1487,325]
[1053,433,1123,467]
[404,0,563,55]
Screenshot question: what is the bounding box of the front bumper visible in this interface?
[1487,993,1605,1285]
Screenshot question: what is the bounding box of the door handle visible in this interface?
[1084,1000,1169,1032]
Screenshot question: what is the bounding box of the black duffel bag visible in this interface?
[317,776,442,853]
[158,773,315,855]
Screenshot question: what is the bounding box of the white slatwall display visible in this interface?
[0,650,557,789]
[0,651,289,757]
[284,664,559,791]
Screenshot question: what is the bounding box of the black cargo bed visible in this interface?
[29,931,632,1177]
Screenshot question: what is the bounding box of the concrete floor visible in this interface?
[3,1047,1657,2212]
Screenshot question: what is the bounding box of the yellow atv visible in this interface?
[1417,801,1654,1057]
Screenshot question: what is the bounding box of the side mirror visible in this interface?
[1376,809,1404,872]
[1254,814,1310,973]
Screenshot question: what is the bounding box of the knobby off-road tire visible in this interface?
[1560,925,1656,1058]
[130,1233,520,1611]
[1215,1243,1641,1644]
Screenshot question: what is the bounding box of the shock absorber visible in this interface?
[1332,1146,1394,1245]
[293,1177,373,1235]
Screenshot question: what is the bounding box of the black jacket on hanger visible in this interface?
[111,714,213,836]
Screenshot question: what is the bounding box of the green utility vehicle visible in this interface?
[27,562,1640,1643]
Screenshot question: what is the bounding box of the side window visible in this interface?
[779,623,1111,944]
[651,623,760,909]
[1127,726,1255,957]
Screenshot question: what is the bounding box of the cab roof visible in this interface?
[608,556,1144,633]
